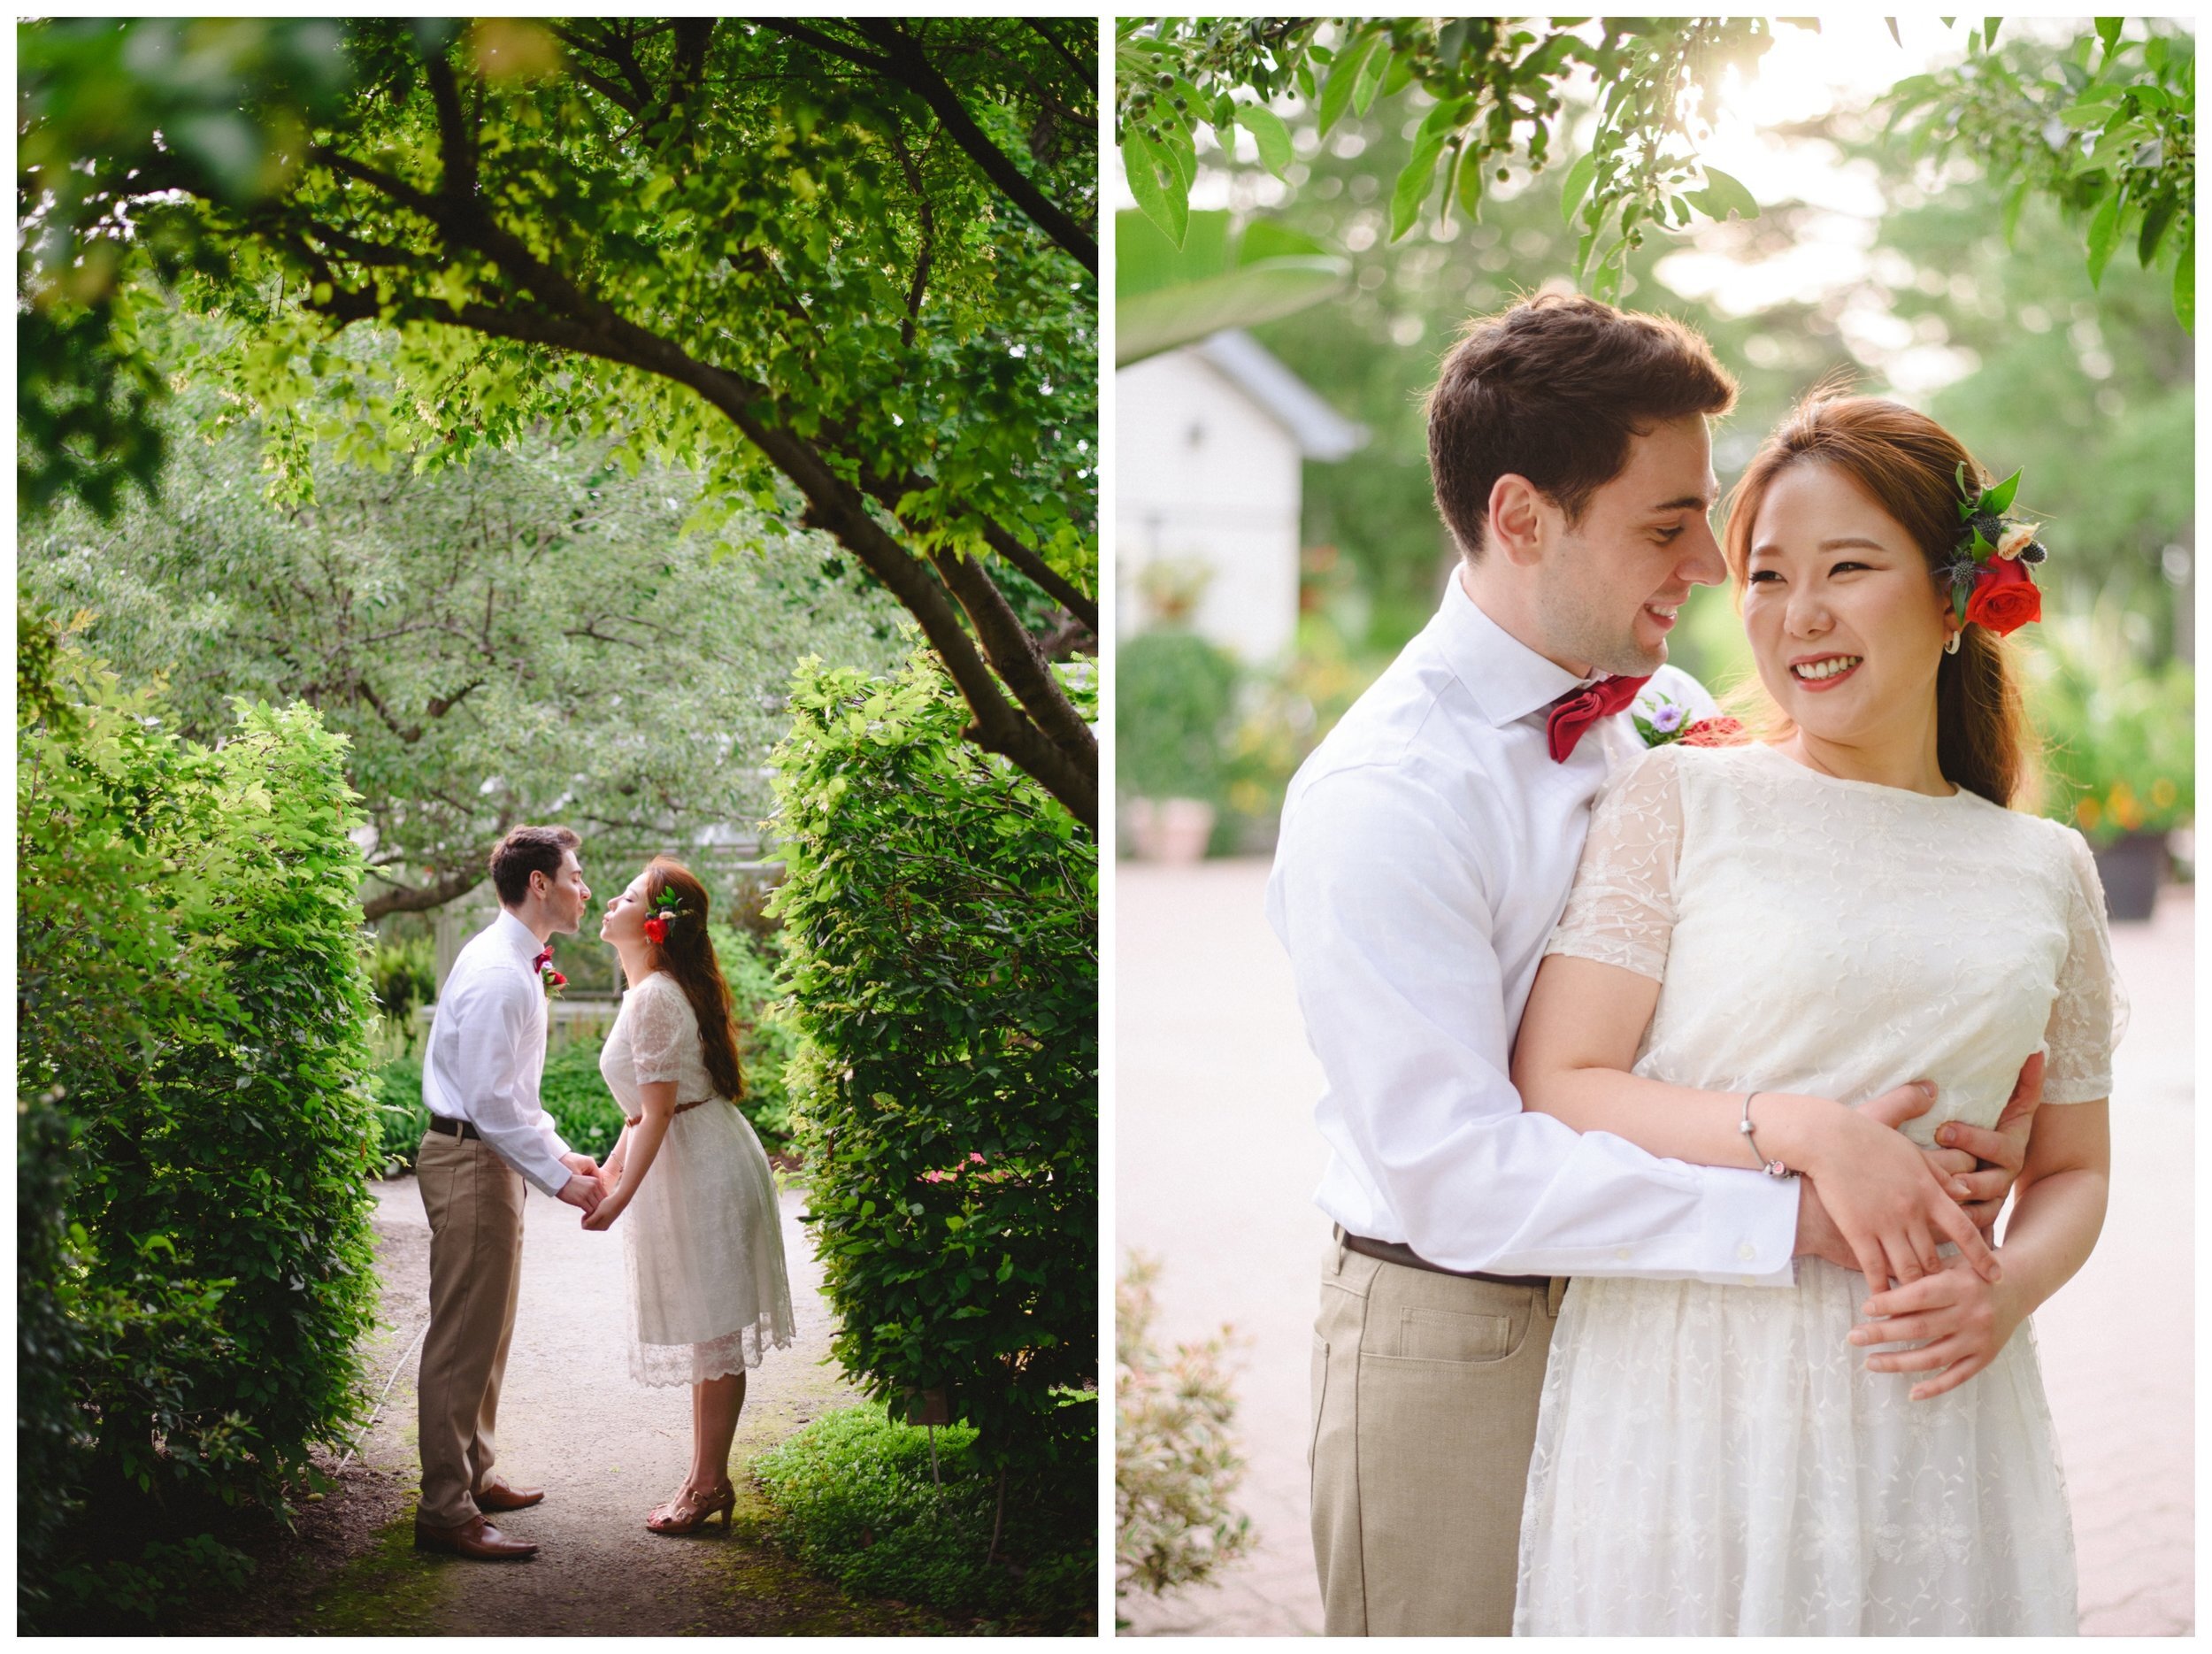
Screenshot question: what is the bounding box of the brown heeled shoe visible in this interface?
[646,1481,735,1535]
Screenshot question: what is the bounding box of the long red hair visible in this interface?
[1721,395,2036,807]
[641,858,745,1101]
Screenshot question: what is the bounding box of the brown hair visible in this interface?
[1720,395,2035,806]
[488,825,580,907]
[1426,291,1738,561]
[641,858,746,1103]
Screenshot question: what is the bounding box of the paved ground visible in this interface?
[288,1176,957,1635]
[1116,859,2193,1637]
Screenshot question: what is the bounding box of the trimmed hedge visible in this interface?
[19,615,382,1627]
[771,650,1096,1477]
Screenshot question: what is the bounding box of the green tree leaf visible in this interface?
[1233,103,1294,177]
[1388,136,1448,242]
[1316,30,1376,138]
[1559,152,1598,224]
[1126,133,1190,249]
[2085,189,2123,287]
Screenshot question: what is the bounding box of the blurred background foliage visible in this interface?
[1112,17,2193,864]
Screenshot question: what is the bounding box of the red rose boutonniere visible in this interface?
[532,946,566,997]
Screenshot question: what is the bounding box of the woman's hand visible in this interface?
[582,1194,624,1232]
[1851,1254,2025,1400]
[1789,1085,2000,1304]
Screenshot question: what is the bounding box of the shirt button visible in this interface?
[1738,1242,1757,1262]
[1615,1248,1632,1260]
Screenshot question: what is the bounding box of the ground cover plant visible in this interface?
[751,1403,1094,1631]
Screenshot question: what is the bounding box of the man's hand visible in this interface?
[560,1150,601,1181]
[557,1173,603,1216]
[1792,1179,1857,1273]
[1937,1052,2044,1234]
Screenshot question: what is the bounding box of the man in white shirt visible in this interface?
[413,825,605,1561]
[1267,295,2038,1634]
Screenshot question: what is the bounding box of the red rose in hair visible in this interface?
[1678,716,1747,748]
[642,916,668,945]
[1962,557,2040,636]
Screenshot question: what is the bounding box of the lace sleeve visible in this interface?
[2039,830,2128,1104]
[626,975,695,1086]
[1544,745,1686,982]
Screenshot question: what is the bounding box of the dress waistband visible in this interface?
[623,1097,722,1128]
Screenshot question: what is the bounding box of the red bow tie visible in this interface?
[1546,673,1651,762]
[532,947,552,972]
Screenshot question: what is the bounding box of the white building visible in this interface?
[1116,329,1364,664]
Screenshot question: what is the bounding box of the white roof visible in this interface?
[1189,330,1367,461]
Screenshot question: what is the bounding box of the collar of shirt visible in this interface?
[1434,575,1619,729]
[494,907,547,970]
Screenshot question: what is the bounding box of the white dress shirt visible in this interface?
[1266,575,1800,1285]
[423,908,573,1197]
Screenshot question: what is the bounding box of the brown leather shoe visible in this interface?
[413,1515,538,1560]
[472,1479,546,1513]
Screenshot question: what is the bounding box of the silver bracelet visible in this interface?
[1740,1090,1793,1178]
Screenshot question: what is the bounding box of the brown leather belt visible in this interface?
[426,1114,480,1141]
[1340,1229,1552,1290]
[623,1098,718,1128]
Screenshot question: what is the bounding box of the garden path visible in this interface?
[288,1175,950,1635]
[1118,859,2193,1638]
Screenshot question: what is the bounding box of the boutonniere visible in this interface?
[532,946,566,996]
[1633,695,1747,750]
[642,889,683,946]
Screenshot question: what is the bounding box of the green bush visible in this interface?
[752,1404,1094,1631]
[539,1039,630,1162]
[2024,609,2194,845]
[771,650,1096,1481]
[367,933,436,1037]
[716,922,797,1150]
[19,616,382,1627]
[1117,627,1241,804]
[1115,1255,1250,1613]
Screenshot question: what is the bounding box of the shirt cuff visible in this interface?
[1688,1165,1801,1287]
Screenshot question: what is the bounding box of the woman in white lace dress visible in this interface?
[1509,397,2117,1634]
[582,858,794,1535]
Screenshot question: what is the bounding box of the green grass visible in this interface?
[750,1404,1094,1632]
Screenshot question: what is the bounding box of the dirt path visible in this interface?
[188,1173,958,1636]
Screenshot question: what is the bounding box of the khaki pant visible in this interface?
[415,1130,527,1528]
[1310,1234,1562,1635]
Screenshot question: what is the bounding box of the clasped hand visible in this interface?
[580,1165,625,1230]
[1852,1256,2024,1401]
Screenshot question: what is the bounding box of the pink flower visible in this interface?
[1996,523,2036,561]
[969,1152,987,1164]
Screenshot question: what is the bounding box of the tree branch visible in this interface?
[422,52,479,204]
[979,519,1097,633]
[361,861,489,921]
[776,19,1097,274]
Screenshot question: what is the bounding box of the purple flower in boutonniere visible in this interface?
[1633,696,1691,748]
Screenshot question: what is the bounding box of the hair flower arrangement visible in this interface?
[1943,463,2047,638]
[641,889,684,946]
[531,945,566,997]
[1634,694,1748,751]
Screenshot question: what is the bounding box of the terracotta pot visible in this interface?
[2092,829,2166,923]
[1126,797,1217,864]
